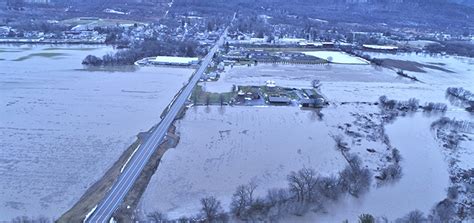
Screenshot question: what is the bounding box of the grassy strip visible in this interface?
[191,85,235,105]
[113,123,181,222]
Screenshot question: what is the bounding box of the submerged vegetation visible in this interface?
[446,87,474,112]
[149,137,373,222]
[378,95,448,123]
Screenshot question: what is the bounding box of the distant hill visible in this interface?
[174,0,473,33]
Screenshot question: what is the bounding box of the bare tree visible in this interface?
[266,188,291,221]
[287,170,306,202]
[377,164,402,183]
[11,216,29,223]
[230,182,257,220]
[147,211,168,223]
[406,98,420,111]
[339,156,372,197]
[299,168,319,203]
[246,181,257,204]
[332,135,352,166]
[430,199,456,222]
[392,148,402,164]
[231,185,248,218]
[359,214,375,223]
[316,175,341,201]
[192,89,199,104]
[200,196,226,223]
[205,93,211,106]
[447,186,459,200]
[37,217,51,223]
[177,216,190,223]
[219,94,225,106]
[287,168,319,203]
[396,210,427,223]
[266,188,290,206]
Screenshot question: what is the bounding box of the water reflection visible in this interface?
[205,106,211,114]
[324,63,332,70]
[302,107,324,121]
[218,106,226,115]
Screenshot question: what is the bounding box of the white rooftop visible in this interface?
[363,44,398,50]
[153,56,199,64]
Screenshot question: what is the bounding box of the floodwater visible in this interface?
[201,62,404,93]
[140,106,348,219]
[141,52,473,221]
[0,45,194,220]
[297,113,450,222]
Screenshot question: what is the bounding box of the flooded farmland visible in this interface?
[141,53,473,222]
[0,45,194,220]
[140,106,347,219]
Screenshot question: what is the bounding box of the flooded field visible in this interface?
[290,113,451,222]
[140,106,348,219]
[142,52,473,221]
[0,45,194,220]
[201,62,404,93]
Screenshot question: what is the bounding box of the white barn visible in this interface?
[151,56,200,66]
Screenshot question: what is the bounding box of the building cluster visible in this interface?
[232,85,326,108]
[0,25,107,44]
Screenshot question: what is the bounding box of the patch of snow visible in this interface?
[121,144,141,173]
[103,9,128,15]
[277,38,306,44]
[363,44,398,50]
[83,205,97,223]
[152,56,199,65]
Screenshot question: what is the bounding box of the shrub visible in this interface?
[396,210,427,223]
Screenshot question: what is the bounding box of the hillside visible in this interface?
[173,0,473,33]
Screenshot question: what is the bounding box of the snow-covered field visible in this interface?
[141,52,473,221]
[0,45,194,220]
[302,51,369,64]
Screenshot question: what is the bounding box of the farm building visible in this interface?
[151,56,200,66]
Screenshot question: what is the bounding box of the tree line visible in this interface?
[82,38,204,66]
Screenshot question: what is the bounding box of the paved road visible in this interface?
[86,29,228,223]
